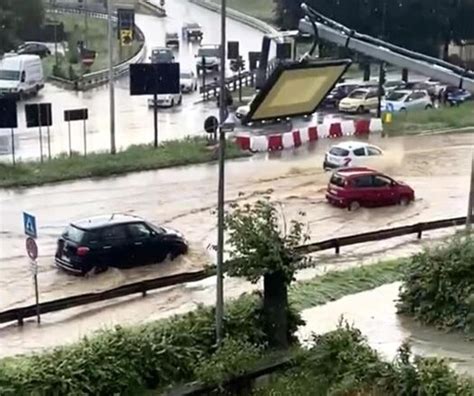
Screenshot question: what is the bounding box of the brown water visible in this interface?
[298,283,474,377]
[0,132,472,356]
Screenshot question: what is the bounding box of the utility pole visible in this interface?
[216,0,227,347]
[84,0,89,47]
[467,153,474,230]
[377,0,387,119]
[107,0,116,154]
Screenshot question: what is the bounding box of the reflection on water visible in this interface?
[298,282,474,376]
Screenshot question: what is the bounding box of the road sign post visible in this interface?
[23,214,40,324]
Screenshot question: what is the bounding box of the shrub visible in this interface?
[0,294,302,395]
[397,237,474,333]
[253,322,474,395]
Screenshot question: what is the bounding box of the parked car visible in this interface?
[17,42,51,58]
[444,86,472,105]
[381,90,432,112]
[196,44,221,73]
[165,32,179,47]
[55,214,188,275]
[323,141,384,170]
[338,88,379,113]
[384,80,406,93]
[148,92,182,108]
[325,167,415,211]
[150,47,175,63]
[320,83,359,108]
[235,94,257,121]
[0,54,44,99]
[182,22,203,41]
[180,70,197,93]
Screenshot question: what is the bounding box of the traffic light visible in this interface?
[121,29,133,46]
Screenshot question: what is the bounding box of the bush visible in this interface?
[0,294,302,395]
[253,322,474,396]
[397,237,474,333]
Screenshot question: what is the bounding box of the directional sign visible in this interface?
[26,237,38,260]
[23,212,37,239]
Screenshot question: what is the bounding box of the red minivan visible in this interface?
[326,167,415,211]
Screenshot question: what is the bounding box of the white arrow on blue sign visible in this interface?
[23,212,37,239]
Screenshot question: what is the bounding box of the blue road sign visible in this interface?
[23,212,37,239]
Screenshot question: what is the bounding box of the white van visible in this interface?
[0,54,45,100]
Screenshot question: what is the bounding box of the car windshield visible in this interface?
[329,147,350,156]
[347,90,366,99]
[152,50,173,61]
[0,70,20,81]
[198,48,218,57]
[386,92,407,101]
[187,23,200,28]
[330,174,346,187]
[180,72,192,79]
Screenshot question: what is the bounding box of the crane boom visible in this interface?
[298,18,474,93]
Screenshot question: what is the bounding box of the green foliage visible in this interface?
[193,338,264,385]
[225,196,310,285]
[0,137,248,188]
[398,237,474,333]
[254,322,474,395]
[0,294,301,395]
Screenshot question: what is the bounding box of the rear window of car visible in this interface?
[329,147,349,156]
[330,174,346,187]
[63,226,86,243]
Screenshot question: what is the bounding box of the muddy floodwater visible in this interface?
[298,282,474,377]
[0,132,473,357]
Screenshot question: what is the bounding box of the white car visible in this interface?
[323,141,384,170]
[0,54,44,99]
[180,71,197,93]
[235,94,257,122]
[382,90,432,112]
[148,92,182,108]
[338,88,379,113]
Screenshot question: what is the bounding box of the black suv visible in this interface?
[55,214,188,275]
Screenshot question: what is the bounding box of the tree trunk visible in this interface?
[263,270,288,349]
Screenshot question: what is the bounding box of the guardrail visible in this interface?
[188,0,278,35]
[0,216,466,326]
[46,7,147,90]
[199,71,254,98]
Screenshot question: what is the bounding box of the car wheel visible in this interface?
[178,95,182,105]
[356,106,365,114]
[170,99,174,107]
[399,196,411,206]
[348,201,361,211]
[170,243,188,261]
[425,104,433,110]
[400,108,407,114]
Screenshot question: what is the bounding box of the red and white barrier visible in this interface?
[235,118,383,152]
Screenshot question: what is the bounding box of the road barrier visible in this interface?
[199,71,255,99]
[0,216,466,326]
[46,7,147,90]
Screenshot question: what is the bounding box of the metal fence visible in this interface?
[0,215,466,326]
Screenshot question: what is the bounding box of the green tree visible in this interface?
[224,194,309,349]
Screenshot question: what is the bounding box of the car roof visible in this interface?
[71,214,145,230]
[334,167,379,178]
[331,141,369,150]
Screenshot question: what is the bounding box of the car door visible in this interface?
[365,90,379,109]
[351,147,367,166]
[100,225,132,268]
[352,175,376,206]
[126,222,159,266]
[372,175,398,205]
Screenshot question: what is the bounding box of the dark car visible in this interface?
[55,214,188,275]
[321,83,359,108]
[325,167,415,211]
[444,86,472,106]
[17,42,51,58]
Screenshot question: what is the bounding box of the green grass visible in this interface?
[209,0,275,22]
[290,259,406,311]
[0,137,248,189]
[384,102,474,136]
[43,14,141,78]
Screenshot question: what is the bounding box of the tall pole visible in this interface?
[107,0,116,154]
[84,0,88,47]
[467,153,474,230]
[216,0,227,346]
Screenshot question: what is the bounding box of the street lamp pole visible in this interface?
[467,153,474,229]
[107,0,116,154]
[216,0,227,346]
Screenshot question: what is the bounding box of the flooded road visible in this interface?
[0,131,472,356]
[298,283,474,377]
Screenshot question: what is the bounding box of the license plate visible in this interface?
[62,253,70,262]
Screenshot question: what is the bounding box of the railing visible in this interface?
[199,71,255,99]
[46,7,147,90]
[0,216,466,326]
